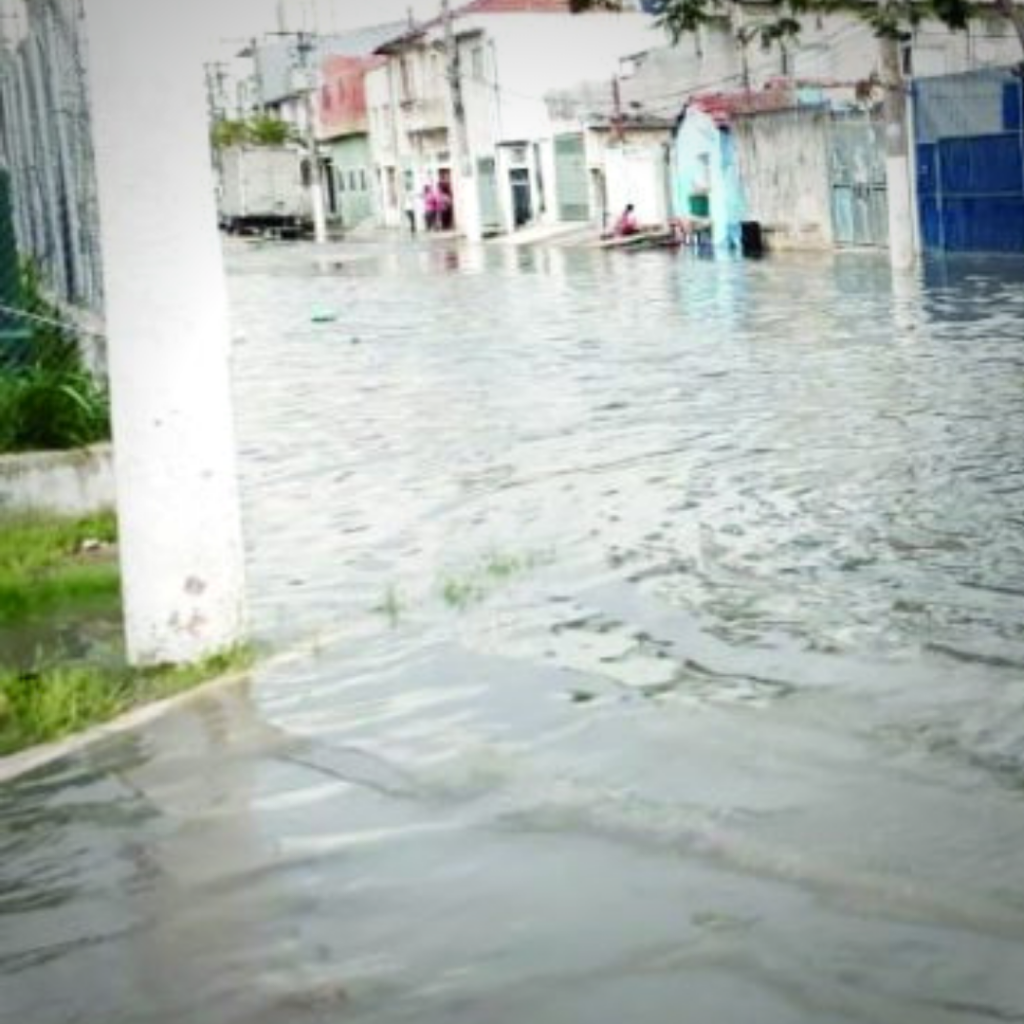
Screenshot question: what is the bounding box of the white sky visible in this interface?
[204,0,441,67]
[205,0,439,44]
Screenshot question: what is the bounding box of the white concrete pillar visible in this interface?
[84,0,247,665]
[880,33,916,272]
[886,151,916,271]
[457,172,483,242]
[310,162,328,243]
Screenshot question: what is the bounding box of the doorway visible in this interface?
[510,167,532,228]
[437,166,455,230]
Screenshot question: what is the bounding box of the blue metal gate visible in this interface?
[915,68,1024,253]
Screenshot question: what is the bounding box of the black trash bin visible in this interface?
[741,220,765,258]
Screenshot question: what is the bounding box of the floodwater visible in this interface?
[4,239,1024,1023]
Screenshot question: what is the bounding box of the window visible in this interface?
[337,171,346,193]
[321,84,332,110]
[359,169,367,191]
[349,170,358,191]
[471,46,484,82]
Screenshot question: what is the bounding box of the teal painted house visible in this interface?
[325,135,375,229]
[317,49,393,231]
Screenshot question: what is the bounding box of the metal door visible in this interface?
[554,133,590,222]
[829,114,888,247]
[510,167,532,227]
[476,157,501,234]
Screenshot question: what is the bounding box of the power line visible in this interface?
[0,300,104,338]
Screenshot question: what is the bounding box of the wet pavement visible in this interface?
[4,239,1024,1022]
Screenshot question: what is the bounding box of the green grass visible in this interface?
[0,646,254,756]
[441,577,485,611]
[0,260,111,455]
[0,365,110,454]
[440,549,552,612]
[0,511,255,757]
[372,585,405,627]
[483,552,526,579]
[0,511,119,626]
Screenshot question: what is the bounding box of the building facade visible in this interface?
[366,0,660,239]
[317,53,383,228]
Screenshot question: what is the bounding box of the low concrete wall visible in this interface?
[734,108,834,251]
[0,444,115,516]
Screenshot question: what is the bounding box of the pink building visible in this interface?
[317,55,383,141]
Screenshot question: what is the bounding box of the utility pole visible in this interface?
[442,0,471,178]
[296,31,328,243]
[222,37,262,118]
[879,17,914,271]
[203,61,228,124]
[612,74,625,143]
[273,29,328,243]
[442,0,481,239]
[732,2,752,94]
[83,0,247,666]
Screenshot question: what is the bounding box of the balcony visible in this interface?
[400,96,448,135]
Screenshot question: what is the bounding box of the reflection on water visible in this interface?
[3,241,1024,1023]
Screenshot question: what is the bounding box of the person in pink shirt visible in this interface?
[423,183,439,231]
[614,204,639,237]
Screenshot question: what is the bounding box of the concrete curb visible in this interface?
[0,443,115,516]
[0,631,341,786]
[0,665,252,786]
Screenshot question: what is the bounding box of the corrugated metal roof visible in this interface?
[324,21,415,56]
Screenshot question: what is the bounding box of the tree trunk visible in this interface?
[879,33,915,271]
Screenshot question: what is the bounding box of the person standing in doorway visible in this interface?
[438,180,453,231]
[423,182,439,231]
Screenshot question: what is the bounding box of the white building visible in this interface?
[365,0,661,239]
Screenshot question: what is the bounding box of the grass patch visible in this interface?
[0,645,254,756]
[0,511,119,626]
[440,549,552,612]
[441,577,485,611]
[372,585,405,627]
[483,553,526,579]
[0,511,255,757]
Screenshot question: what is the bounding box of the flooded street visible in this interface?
[4,239,1024,1022]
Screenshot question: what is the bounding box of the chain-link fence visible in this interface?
[0,0,109,455]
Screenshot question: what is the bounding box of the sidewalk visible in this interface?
[342,219,597,248]
[487,221,596,248]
